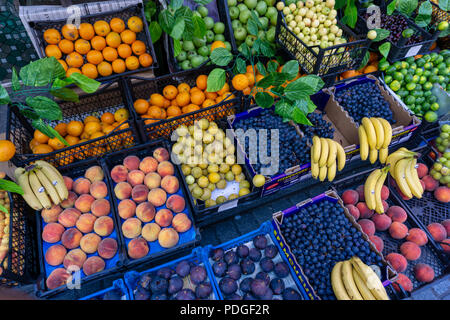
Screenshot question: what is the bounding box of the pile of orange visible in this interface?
[43,16,153,79]
[133,74,235,125]
[340,52,379,80]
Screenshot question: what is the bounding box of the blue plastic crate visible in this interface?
[80,279,130,300]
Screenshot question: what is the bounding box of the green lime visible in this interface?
[424,90,432,97]
[438,75,445,84]
[430,75,440,83]
[405,74,413,83]
[413,90,424,97]
[430,52,438,61]
[398,89,408,97]
[431,67,439,75]
[423,82,433,90]
[416,58,425,67]
[412,75,420,83]
[428,95,437,103]
[394,61,403,70]
[415,68,423,76]
[416,84,423,91]
[430,102,439,111]
[416,96,425,104]
[435,55,444,64]
[379,60,390,71]
[394,72,404,81]
[386,65,396,74]
[419,76,427,84]
[401,61,409,69]
[423,102,430,111]
[390,80,401,91]
[438,21,449,31]
[424,111,438,122]
[405,96,416,105]
[424,70,431,77]
[400,68,409,76]
[424,62,433,69]
[406,57,415,65]
[402,28,414,38]
[423,54,431,62]
[384,75,393,84]
[406,82,416,91]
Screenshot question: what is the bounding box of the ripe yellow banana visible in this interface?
[328,162,337,182]
[350,256,389,300]
[311,161,319,179]
[365,169,382,210]
[379,147,388,164]
[362,117,377,150]
[374,167,389,214]
[34,167,61,205]
[370,118,384,150]
[405,158,423,199]
[353,268,376,300]
[319,165,327,182]
[369,148,378,164]
[318,138,329,167]
[378,118,392,149]
[326,139,337,167]
[394,159,413,199]
[28,170,52,209]
[386,149,416,177]
[358,126,369,161]
[15,168,43,210]
[409,158,424,195]
[331,262,351,300]
[35,160,68,201]
[341,260,363,300]
[312,136,321,163]
[335,141,346,171]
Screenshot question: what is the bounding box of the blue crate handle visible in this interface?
[79,279,130,300]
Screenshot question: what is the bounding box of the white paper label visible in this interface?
[218,199,238,212]
[405,45,422,58]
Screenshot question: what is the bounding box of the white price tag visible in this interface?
[218,199,238,212]
[405,45,422,58]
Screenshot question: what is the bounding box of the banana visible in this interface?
[335,141,346,171]
[386,149,416,176]
[341,260,363,300]
[365,169,382,210]
[409,158,424,195]
[370,118,384,150]
[374,167,389,214]
[312,136,321,163]
[16,169,43,210]
[405,158,423,199]
[379,147,388,164]
[362,117,377,150]
[328,161,337,182]
[318,138,329,167]
[369,148,378,164]
[28,170,52,209]
[311,161,319,179]
[353,268,376,300]
[358,126,369,161]
[35,160,68,201]
[34,167,61,205]
[319,165,327,182]
[326,139,337,167]
[331,262,351,300]
[350,257,389,300]
[378,118,392,149]
[394,159,413,199]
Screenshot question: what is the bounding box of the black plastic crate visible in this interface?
[28,3,158,82]
[6,79,141,168]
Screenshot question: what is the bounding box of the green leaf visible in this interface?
[235,58,247,74]
[415,14,431,27]
[271,72,289,87]
[415,0,432,27]
[0,204,7,214]
[19,108,39,120]
[170,0,184,10]
[306,99,317,113]
[171,18,185,40]
[158,10,175,34]
[267,60,279,73]
[52,77,74,89]
[19,57,65,87]
[439,0,449,11]
[335,0,347,9]
[255,92,274,108]
[0,179,23,195]
[254,39,275,57]
[47,126,69,146]
[0,86,10,104]
[239,43,251,60]
[291,107,313,125]
[210,47,233,66]
[68,73,100,93]
[247,17,259,36]
[11,67,21,91]
[379,42,391,59]
[274,100,291,120]
[372,28,391,42]
[50,87,79,102]
[344,0,357,28]
[193,0,213,4]
[256,74,274,89]
[256,61,267,76]
[284,75,324,100]
[281,60,299,80]
[144,0,157,20]
[387,0,398,15]
[270,85,284,96]
[31,119,55,139]
[398,0,418,16]
[439,28,450,37]
[192,15,206,38]
[358,51,370,70]
[26,96,62,121]
[149,21,162,42]
[173,38,182,57]
[175,7,194,41]
[206,68,226,92]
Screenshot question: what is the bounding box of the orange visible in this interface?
[205,91,217,100]
[58,59,68,71]
[163,98,171,108]
[91,36,106,51]
[97,61,113,77]
[0,140,15,162]
[170,99,179,107]
[84,121,102,135]
[341,70,361,79]
[120,29,136,44]
[125,56,139,70]
[43,29,61,44]
[211,40,226,52]
[139,53,153,67]
[114,108,129,122]
[65,135,80,146]
[191,90,205,105]
[62,24,79,41]
[100,112,115,124]
[106,32,121,48]
[134,99,149,114]
[246,65,256,73]
[102,46,118,62]
[131,40,146,55]
[147,106,163,119]
[176,92,190,107]
[58,39,74,54]
[245,72,255,86]
[86,50,104,65]
[81,63,99,79]
[217,82,230,96]
[190,87,201,93]
[127,16,143,33]
[232,74,249,90]
[29,138,41,150]
[364,65,378,73]
[255,74,264,82]
[54,123,67,136]
[33,144,54,154]
[112,59,126,73]
[102,125,115,135]
[196,75,208,90]
[66,67,81,77]
[84,116,99,124]
[48,137,65,150]
[166,106,182,118]
[177,83,190,94]
[45,45,62,59]
[90,131,105,143]
[242,87,251,95]
[80,132,90,140]
[117,43,132,58]
[34,130,49,144]
[202,99,216,108]
[142,115,158,125]
[163,85,178,100]
[149,93,165,107]
[67,121,84,137]
[110,18,126,33]
[160,108,167,119]
[79,23,95,40]
[66,52,83,68]
[182,104,200,114]
[94,20,111,36]
[74,39,91,54]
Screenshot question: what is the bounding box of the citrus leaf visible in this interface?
[170,0,184,10]
[171,18,185,40]
[379,42,391,58]
[255,92,274,108]
[26,96,62,121]
[398,0,418,16]
[158,10,175,34]
[0,86,10,104]
[50,87,79,102]
[210,47,233,66]
[68,73,100,93]
[173,38,182,57]
[31,119,55,139]
[149,21,162,42]
[344,0,357,28]
[192,15,206,38]
[291,107,313,125]
[387,0,398,14]
[206,68,226,92]
[281,60,299,80]
[439,0,449,11]
[235,58,247,74]
[19,57,65,87]
[358,51,370,70]
[47,126,69,146]
[11,67,21,91]
[256,74,274,89]
[257,61,267,76]
[267,60,279,73]
[372,28,391,42]
[0,179,23,195]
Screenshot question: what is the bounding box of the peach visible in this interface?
[58,208,81,228]
[45,244,67,266]
[136,202,155,222]
[342,189,359,205]
[157,161,174,177]
[123,155,140,171]
[400,241,421,261]
[356,202,374,219]
[114,182,132,200]
[127,170,145,187]
[166,194,185,213]
[80,233,101,254]
[94,216,114,237]
[132,184,149,203]
[97,238,118,259]
[440,239,450,254]
[147,188,167,207]
[153,147,170,162]
[380,185,389,201]
[386,252,408,273]
[111,165,128,183]
[414,263,434,282]
[427,222,447,242]
[90,181,108,199]
[161,175,179,194]
[122,217,142,239]
[434,186,450,203]
[63,176,73,191]
[61,228,82,249]
[83,256,105,276]
[91,198,111,217]
[74,194,95,213]
[386,206,407,223]
[46,268,71,290]
[442,219,450,235]
[420,180,425,192]
[356,185,365,201]
[158,228,179,248]
[41,205,63,223]
[118,199,136,219]
[144,172,161,189]
[85,166,104,183]
[422,175,439,192]
[416,163,428,178]
[358,219,375,237]
[61,191,78,208]
[393,273,413,292]
[63,248,87,269]
[371,214,392,231]
[172,213,192,233]
[382,200,389,213]
[42,222,65,243]
[139,157,158,174]
[128,237,149,259]
[155,209,173,227]
[141,223,160,242]
[73,178,91,195]
[369,235,384,253]
[389,222,408,240]
[76,213,97,233]
[345,204,360,220]
[406,228,428,246]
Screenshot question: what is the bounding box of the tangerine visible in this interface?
[163,85,178,100]
[58,59,68,71]
[84,121,102,135]
[139,53,153,67]
[66,52,83,68]
[106,32,121,48]
[191,90,205,105]
[94,20,111,36]
[97,61,113,76]
[100,112,115,124]
[176,92,190,107]
[125,56,139,70]
[62,24,79,41]
[196,75,207,90]
[166,106,182,118]
[45,45,62,59]
[79,23,95,40]
[102,46,118,62]
[232,74,249,90]
[58,39,74,54]
[149,93,165,107]
[48,137,65,150]
[131,40,146,55]
[112,59,126,73]
[114,108,129,122]
[54,123,68,136]
[211,40,226,52]
[120,29,136,44]
[67,120,84,137]
[110,18,126,33]
[0,140,15,162]
[117,43,132,58]
[74,39,91,54]
[33,144,54,154]
[66,67,81,77]
[86,50,104,64]
[81,63,99,79]
[134,99,149,114]
[127,16,143,33]
[91,36,106,51]
[43,29,61,44]
[177,83,190,94]
[34,130,49,144]
[65,135,80,146]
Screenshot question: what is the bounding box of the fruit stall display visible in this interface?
[80,279,130,300]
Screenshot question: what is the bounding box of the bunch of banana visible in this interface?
[311,136,346,182]
[331,256,389,300]
[386,148,423,200]
[358,117,392,164]
[364,166,390,214]
[14,160,68,210]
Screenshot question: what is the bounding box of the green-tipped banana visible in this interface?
[405,158,423,199]
[365,169,382,210]
[378,118,392,149]
[369,148,378,164]
[331,262,351,300]
[362,117,377,150]
[370,118,384,150]
[311,161,319,179]
[341,260,363,300]
[34,167,61,205]
[16,168,43,210]
[319,165,327,182]
[28,170,52,209]
[312,136,321,163]
[374,167,389,214]
[358,126,369,161]
[328,162,337,182]
[326,139,337,167]
[35,160,68,201]
[350,256,389,300]
[394,159,413,199]
[335,141,346,171]
[353,268,376,300]
[318,138,329,167]
[379,147,388,164]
